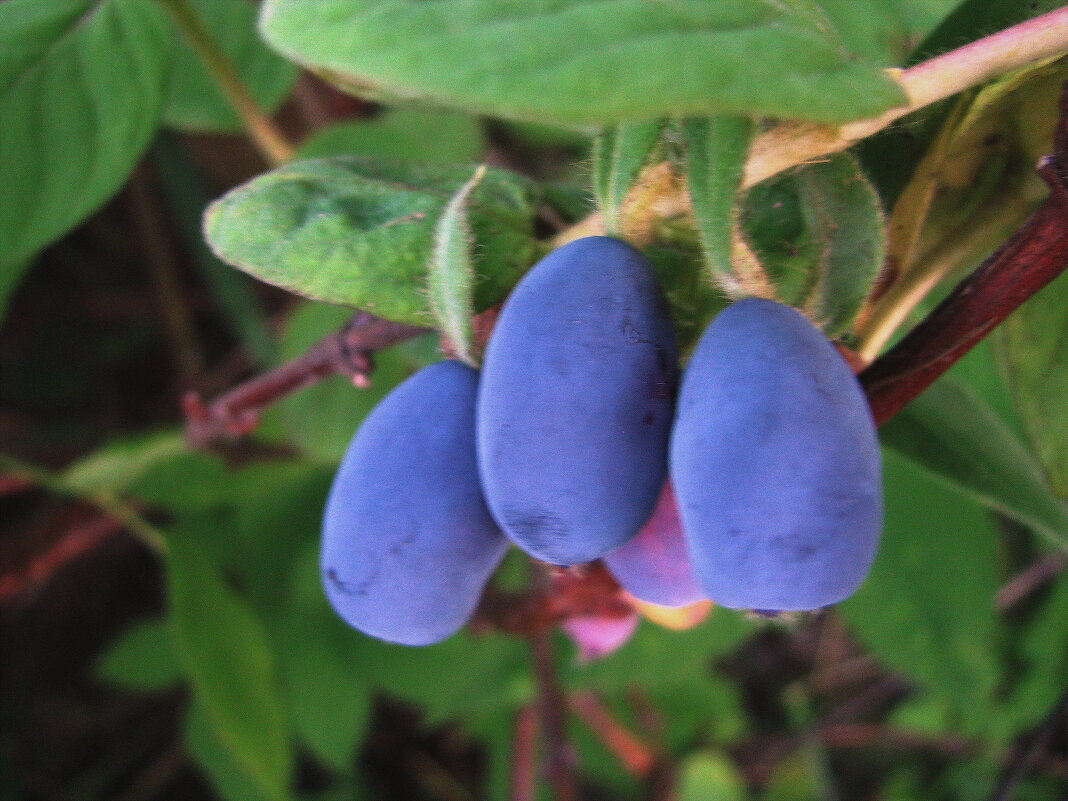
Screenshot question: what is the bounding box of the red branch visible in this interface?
[0,515,122,605]
[569,691,658,778]
[184,312,428,447]
[860,87,1068,425]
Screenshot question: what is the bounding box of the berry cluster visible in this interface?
[321,237,882,646]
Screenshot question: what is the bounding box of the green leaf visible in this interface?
[167,527,293,801]
[287,544,530,724]
[230,460,333,613]
[592,119,666,234]
[259,0,906,126]
[204,157,540,325]
[297,108,485,163]
[185,701,281,801]
[269,301,437,461]
[681,116,760,297]
[881,376,1068,551]
[677,751,747,801]
[63,432,190,495]
[840,452,1004,733]
[0,0,173,262]
[61,431,231,514]
[1005,573,1068,729]
[998,270,1068,498]
[274,608,372,772]
[96,619,183,690]
[428,165,486,365]
[162,0,297,132]
[794,152,885,335]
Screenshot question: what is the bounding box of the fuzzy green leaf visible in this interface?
[795,152,885,335]
[681,116,757,297]
[259,0,906,127]
[204,157,540,325]
[428,165,485,365]
[0,0,172,262]
[882,377,1068,551]
[167,527,293,801]
[998,270,1068,498]
[163,0,297,132]
[592,119,666,233]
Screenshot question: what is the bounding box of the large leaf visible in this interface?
[998,270,1068,498]
[163,0,298,132]
[167,527,293,801]
[840,453,1004,733]
[274,609,372,773]
[204,157,540,325]
[0,0,172,262]
[259,0,906,126]
[881,377,1068,550]
[185,701,280,801]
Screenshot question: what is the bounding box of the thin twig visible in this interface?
[986,689,1068,801]
[996,553,1068,611]
[0,515,122,605]
[860,87,1068,426]
[530,632,579,801]
[183,312,428,447]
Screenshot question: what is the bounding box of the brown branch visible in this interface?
[183,312,428,447]
[860,86,1068,426]
[530,631,579,801]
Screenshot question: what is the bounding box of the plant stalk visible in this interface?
[158,0,295,166]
